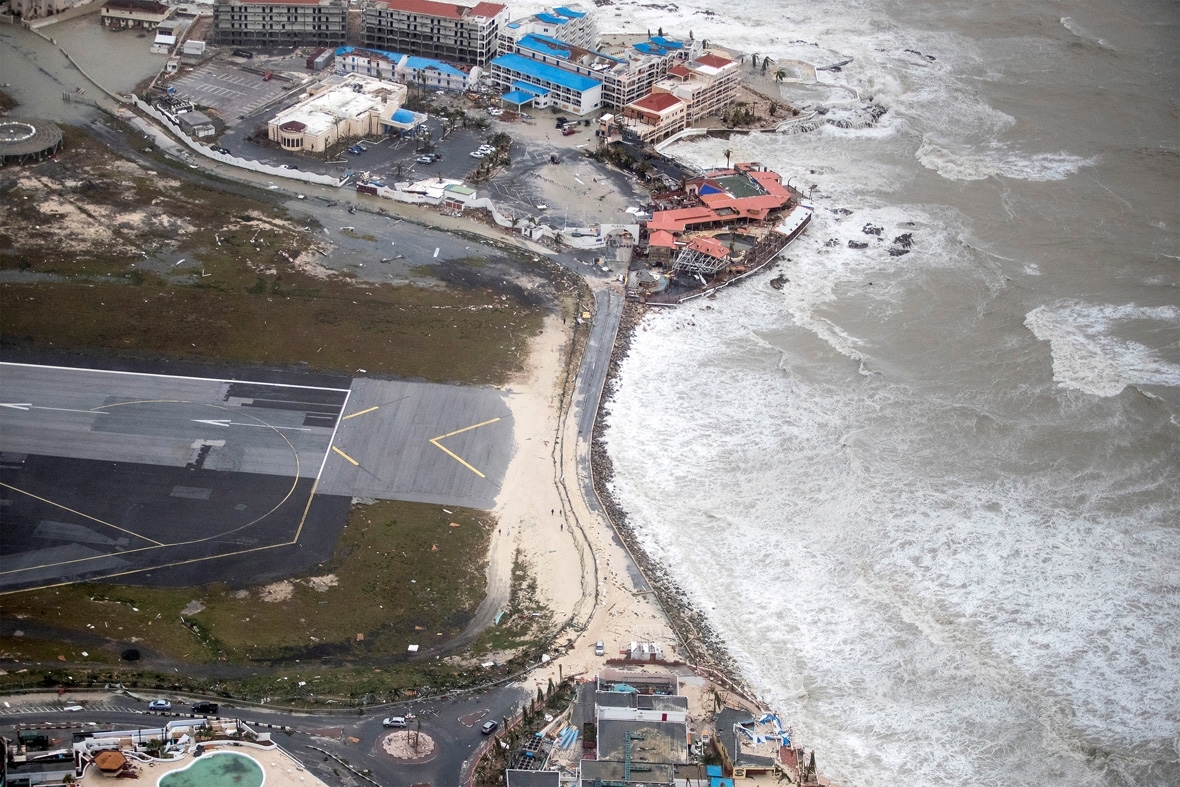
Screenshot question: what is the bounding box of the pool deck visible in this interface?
[79,744,329,787]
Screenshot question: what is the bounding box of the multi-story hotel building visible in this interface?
[496,4,596,53]
[362,0,508,66]
[213,0,346,48]
[651,51,740,122]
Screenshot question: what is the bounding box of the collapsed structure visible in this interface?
[629,163,813,304]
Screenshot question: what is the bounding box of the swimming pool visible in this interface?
[158,751,264,787]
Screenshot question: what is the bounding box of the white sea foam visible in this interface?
[1025,303,1180,396]
[586,0,1180,784]
[1061,16,1116,51]
[607,298,1180,787]
[917,137,1098,181]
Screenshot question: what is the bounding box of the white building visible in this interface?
[489,51,602,115]
[334,46,471,92]
[497,3,595,53]
[268,75,413,153]
[651,50,740,121]
[498,31,700,110]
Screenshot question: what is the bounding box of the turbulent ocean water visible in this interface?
[589,0,1180,785]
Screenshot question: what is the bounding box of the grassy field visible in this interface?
[2,501,491,667]
[0,124,546,384]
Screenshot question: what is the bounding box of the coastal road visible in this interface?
[0,686,529,787]
[576,288,624,445]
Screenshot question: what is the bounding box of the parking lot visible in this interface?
[168,60,298,121]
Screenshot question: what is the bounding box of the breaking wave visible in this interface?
[1025,302,1180,396]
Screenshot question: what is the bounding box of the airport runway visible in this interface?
[0,363,513,592]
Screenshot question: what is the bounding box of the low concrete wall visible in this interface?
[26,0,101,29]
[132,96,342,187]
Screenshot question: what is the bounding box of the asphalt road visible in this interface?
[0,686,530,787]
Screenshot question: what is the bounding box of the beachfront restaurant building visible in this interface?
[488,52,601,115]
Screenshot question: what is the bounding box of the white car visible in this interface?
[148,699,172,711]
[469,151,485,158]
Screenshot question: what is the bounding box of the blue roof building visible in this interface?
[334,46,471,91]
[494,2,596,51]
[489,52,602,114]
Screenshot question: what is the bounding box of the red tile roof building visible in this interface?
[647,164,795,233]
[364,0,508,65]
[650,49,740,122]
[621,90,688,142]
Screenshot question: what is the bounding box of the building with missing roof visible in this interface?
[362,0,508,66]
[334,46,472,92]
[212,0,346,48]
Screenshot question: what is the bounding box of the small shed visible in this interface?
[178,110,215,138]
[442,183,476,210]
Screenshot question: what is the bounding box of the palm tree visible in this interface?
[724,148,732,168]
[774,68,788,83]
[750,54,759,72]
[762,56,771,74]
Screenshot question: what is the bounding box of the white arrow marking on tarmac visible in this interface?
[1,403,109,415]
[192,418,311,432]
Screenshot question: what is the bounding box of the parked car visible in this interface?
[595,640,605,656]
[347,145,364,155]
[481,720,498,735]
[555,117,569,128]
[148,699,172,711]
[562,126,577,136]
[191,702,219,714]
[280,163,298,169]
[469,151,485,158]
[383,716,407,728]
[211,146,229,155]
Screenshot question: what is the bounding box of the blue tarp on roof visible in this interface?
[512,81,550,96]
[633,42,668,55]
[391,108,416,124]
[403,55,465,76]
[554,5,585,17]
[501,90,536,105]
[336,45,405,62]
[535,12,568,24]
[491,53,601,93]
[650,35,683,49]
[519,34,571,59]
[699,184,723,195]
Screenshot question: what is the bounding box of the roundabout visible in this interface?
[0,118,63,165]
[381,730,438,764]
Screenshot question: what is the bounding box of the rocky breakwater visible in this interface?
[590,302,760,706]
